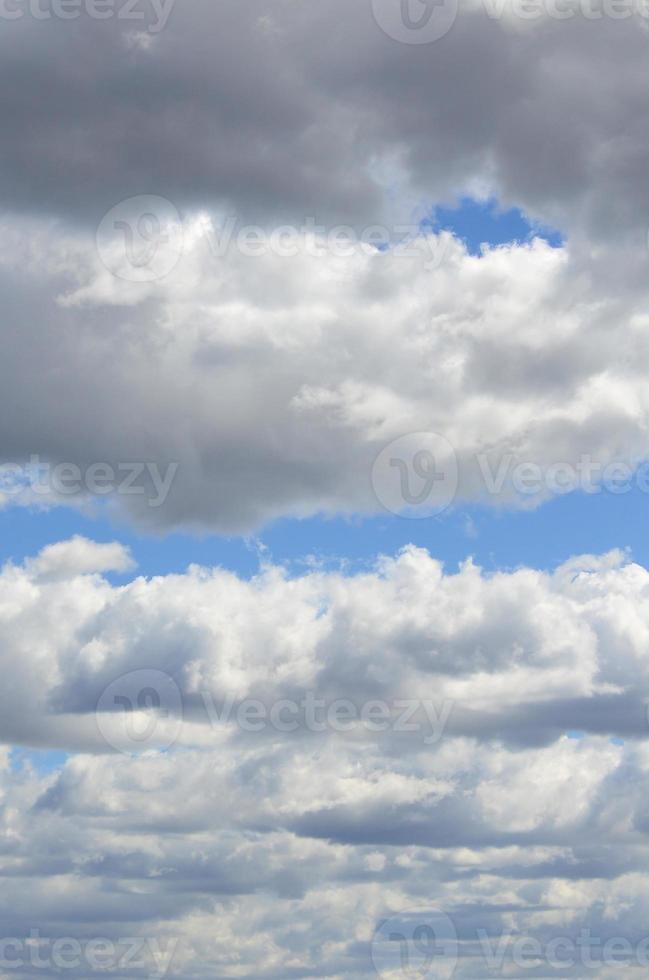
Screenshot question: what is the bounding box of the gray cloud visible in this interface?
[0,2,648,247]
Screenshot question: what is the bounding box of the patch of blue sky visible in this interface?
[0,481,646,583]
[10,749,69,775]
[423,195,564,254]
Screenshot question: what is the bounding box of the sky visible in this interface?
[3,1,649,978]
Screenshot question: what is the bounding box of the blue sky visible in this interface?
[429,196,564,253]
[1,478,643,580]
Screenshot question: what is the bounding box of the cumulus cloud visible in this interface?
[6,539,649,752]
[0,216,648,530]
[0,4,648,533]
[25,536,135,579]
[1,541,649,976]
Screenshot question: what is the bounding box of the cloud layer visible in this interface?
[2,0,649,248]
[2,541,649,976]
[2,2,649,531]
[1,216,649,530]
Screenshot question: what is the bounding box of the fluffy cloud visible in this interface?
[2,541,649,976]
[0,2,648,534]
[6,539,649,752]
[1,216,649,530]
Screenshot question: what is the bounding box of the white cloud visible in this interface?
[0,541,647,975]
[1,218,649,530]
[25,536,135,579]
[5,540,649,751]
